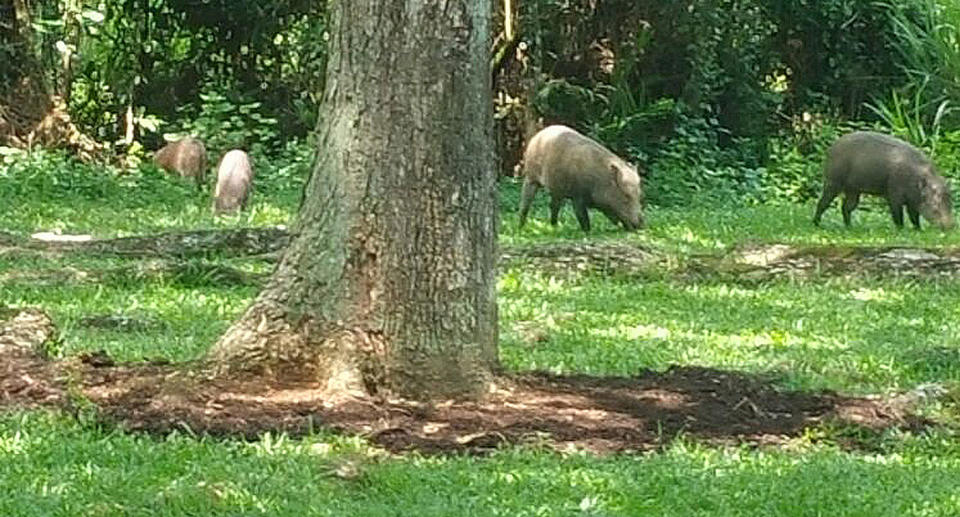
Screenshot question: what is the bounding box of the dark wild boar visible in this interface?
[213,149,254,214]
[813,131,955,230]
[518,125,644,232]
[154,137,207,185]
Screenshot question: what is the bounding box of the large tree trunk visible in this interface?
[210,0,498,400]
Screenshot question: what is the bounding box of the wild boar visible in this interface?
[518,125,644,232]
[213,149,254,214]
[813,131,955,230]
[154,137,207,186]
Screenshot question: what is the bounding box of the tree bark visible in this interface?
[210,0,498,400]
[57,0,82,103]
[8,0,43,89]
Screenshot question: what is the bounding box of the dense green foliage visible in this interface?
[515,0,960,205]
[4,0,959,207]
[2,0,325,157]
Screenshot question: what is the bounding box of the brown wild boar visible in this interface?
[213,149,254,214]
[518,125,644,232]
[154,137,207,185]
[813,131,955,230]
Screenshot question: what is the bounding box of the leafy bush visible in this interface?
[175,84,280,159]
[645,115,765,206]
[0,149,125,201]
[522,0,927,206]
[929,129,960,182]
[882,0,960,120]
[761,116,848,203]
[865,81,956,158]
[55,1,326,147]
[251,138,314,196]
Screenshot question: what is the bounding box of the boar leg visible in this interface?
[518,178,540,228]
[841,192,860,227]
[906,205,921,229]
[572,198,591,232]
[887,196,906,228]
[549,196,566,226]
[813,183,841,226]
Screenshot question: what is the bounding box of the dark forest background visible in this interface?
[2,0,959,206]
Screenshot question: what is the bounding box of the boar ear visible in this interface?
[610,163,625,186]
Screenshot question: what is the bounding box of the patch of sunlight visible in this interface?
[687,283,758,300]
[0,431,27,455]
[861,453,906,465]
[624,323,672,340]
[246,202,294,226]
[765,71,790,93]
[541,275,570,295]
[32,218,70,234]
[847,287,904,303]
[499,270,574,296]
[592,322,839,352]
[671,226,723,249]
[737,244,797,266]
[308,443,333,456]
[509,312,576,339]
[163,479,270,512]
[249,433,293,457]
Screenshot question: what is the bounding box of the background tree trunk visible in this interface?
[57,0,82,103]
[8,0,44,89]
[2,0,47,145]
[210,0,498,400]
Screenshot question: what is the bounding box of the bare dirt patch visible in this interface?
[0,350,931,454]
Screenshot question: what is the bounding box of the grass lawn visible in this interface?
[2,157,960,515]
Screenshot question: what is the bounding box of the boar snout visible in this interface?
[929,209,956,231]
[623,211,644,231]
[921,179,955,230]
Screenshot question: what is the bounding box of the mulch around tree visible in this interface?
[0,349,930,455]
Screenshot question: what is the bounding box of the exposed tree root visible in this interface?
[501,241,658,273]
[0,261,267,288]
[1,227,291,258]
[715,244,960,280]
[8,229,960,280]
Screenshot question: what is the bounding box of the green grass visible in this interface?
[0,254,262,361]
[501,178,960,252]
[2,412,960,516]
[499,270,960,394]
[4,154,960,515]
[0,150,301,237]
